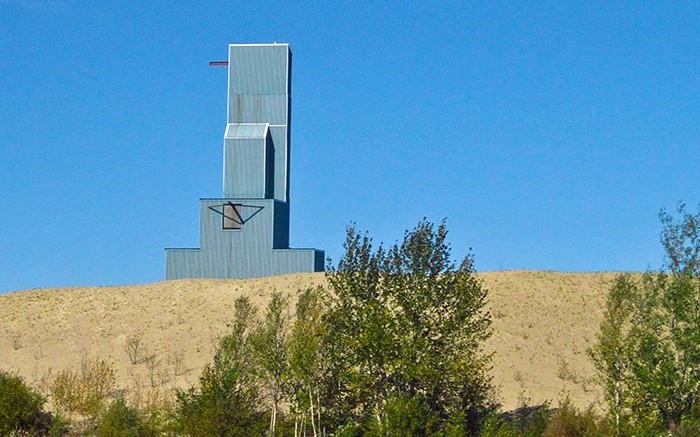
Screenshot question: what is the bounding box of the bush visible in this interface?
[0,370,51,436]
[51,357,116,419]
[365,394,440,436]
[94,398,146,437]
[542,397,607,437]
[479,405,550,437]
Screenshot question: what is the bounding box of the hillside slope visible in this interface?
[0,271,624,411]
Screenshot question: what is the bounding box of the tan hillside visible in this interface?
[0,271,626,411]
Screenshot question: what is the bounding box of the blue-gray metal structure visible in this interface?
[165,44,324,279]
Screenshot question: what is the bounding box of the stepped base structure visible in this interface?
[165,43,324,279]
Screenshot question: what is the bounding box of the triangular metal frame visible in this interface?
[207,202,265,227]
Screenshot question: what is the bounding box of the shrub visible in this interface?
[94,398,146,437]
[124,332,145,365]
[51,357,116,419]
[0,370,50,435]
[542,397,607,437]
[479,405,550,437]
[366,394,440,436]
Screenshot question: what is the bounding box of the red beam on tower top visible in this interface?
[209,61,229,66]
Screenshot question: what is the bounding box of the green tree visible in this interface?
[325,219,495,433]
[0,370,50,436]
[384,219,494,434]
[324,224,395,431]
[588,275,636,436]
[94,397,147,437]
[176,296,266,436]
[591,203,700,433]
[251,291,290,437]
[288,286,330,436]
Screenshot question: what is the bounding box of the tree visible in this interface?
[0,370,50,436]
[324,219,495,433]
[288,286,330,436]
[251,291,290,437]
[176,296,266,436]
[591,203,700,433]
[588,275,636,436]
[94,397,147,437]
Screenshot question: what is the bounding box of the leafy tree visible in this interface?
[251,291,290,436]
[591,203,700,433]
[324,223,397,430]
[325,219,495,433]
[288,286,330,436]
[94,397,147,437]
[176,296,266,436]
[383,219,494,433]
[0,370,50,436]
[588,275,636,436]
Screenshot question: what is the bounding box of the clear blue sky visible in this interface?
[2,1,699,293]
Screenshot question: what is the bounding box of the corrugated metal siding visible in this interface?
[199,199,274,251]
[228,95,288,125]
[223,138,267,198]
[165,248,323,279]
[268,126,289,202]
[165,197,323,279]
[228,45,289,95]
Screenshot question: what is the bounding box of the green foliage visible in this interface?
[588,274,636,436]
[94,398,147,437]
[250,291,289,436]
[287,286,329,435]
[325,218,496,433]
[0,370,50,436]
[479,405,550,437]
[591,202,700,433]
[176,296,267,436]
[541,397,607,437]
[365,394,440,437]
[51,357,116,419]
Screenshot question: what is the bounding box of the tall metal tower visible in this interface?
[165,43,324,279]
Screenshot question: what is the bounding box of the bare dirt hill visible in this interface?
[0,271,626,411]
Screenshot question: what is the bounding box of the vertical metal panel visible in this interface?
[228,95,288,125]
[268,126,289,202]
[223,138,267,198]
[229,45,289,95]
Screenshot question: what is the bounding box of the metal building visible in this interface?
[165,43,324,279]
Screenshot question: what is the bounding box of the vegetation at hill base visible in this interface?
[589,202,700,436]
[5,208,700,436]
[176,218,496,435]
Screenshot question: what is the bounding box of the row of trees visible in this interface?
[5,207,700,436]
[179,219,496,436]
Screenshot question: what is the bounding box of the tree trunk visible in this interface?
[309,384,318,437]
